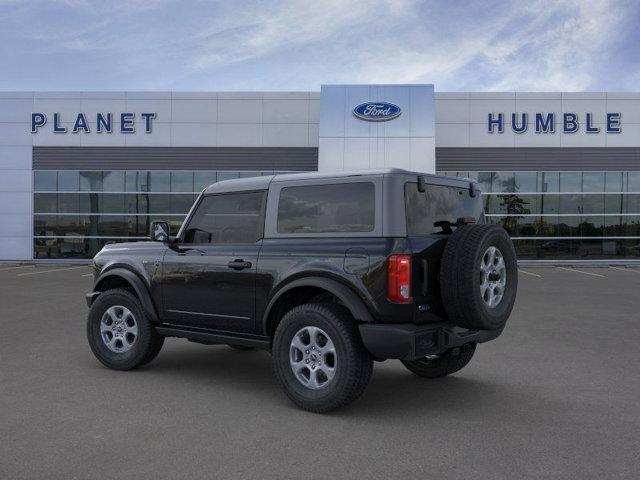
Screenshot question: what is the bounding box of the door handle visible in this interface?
[227,259,252,270]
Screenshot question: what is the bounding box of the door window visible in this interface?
[183,191,265,244]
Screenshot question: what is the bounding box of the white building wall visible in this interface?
[0,91,321,260]
[0,92,33,260]
[434,92,640,148]
[2,88,640,261]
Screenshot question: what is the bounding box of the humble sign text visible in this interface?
[488,112,621,134]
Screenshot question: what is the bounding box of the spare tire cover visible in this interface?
[439,224,518,331]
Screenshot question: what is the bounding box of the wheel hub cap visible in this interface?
[480,246,507,308]
[100,305,138,353]
[289,326,337,389]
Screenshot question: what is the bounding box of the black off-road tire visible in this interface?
[401,343,476,378]
[272,303,373,413]
[228,345,254,351]
[440,224,518,331]
[87,289,164,370]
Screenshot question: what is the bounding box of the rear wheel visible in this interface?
[272,303,373,413]
[86,289,164,370]
[401,344,476,378]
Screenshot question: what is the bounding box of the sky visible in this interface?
[0,0,638,92]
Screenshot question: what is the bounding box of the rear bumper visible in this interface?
[358,322,503,361]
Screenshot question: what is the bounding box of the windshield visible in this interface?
[404,182,483,235]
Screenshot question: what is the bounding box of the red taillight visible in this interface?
[387,255,411,303]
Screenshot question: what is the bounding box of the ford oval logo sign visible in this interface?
[353,102,401,122]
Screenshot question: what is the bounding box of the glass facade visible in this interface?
[33,169,640,260]
[33,170,288,259]
[438,171,640,260]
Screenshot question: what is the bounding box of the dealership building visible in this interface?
[1,84,639,262]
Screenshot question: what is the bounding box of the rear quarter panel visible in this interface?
[256,237,417,329]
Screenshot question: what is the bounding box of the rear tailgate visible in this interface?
[404,179,484,320]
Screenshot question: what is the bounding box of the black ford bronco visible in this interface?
[86,169,517,412]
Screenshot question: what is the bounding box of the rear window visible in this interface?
[277,182,375,233]
[405,182,482,235]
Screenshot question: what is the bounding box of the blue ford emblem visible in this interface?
[353,102,402,122]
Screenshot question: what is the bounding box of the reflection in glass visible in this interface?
[628,172,640,192]
[582,172,604,192]
[148,171,170,192]
[102,171,125,192]
[58,171,79,192]
[80,171,103,192]
[34,171,57,191]
[30,169,640,260]
[514,172,537,192]
[605,172,623,192]
[560,172,581,192]
[492,172,515,192]
[194,171,218,191]
[170,172,194,192]
[539,172,559,192]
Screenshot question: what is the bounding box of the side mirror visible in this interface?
[150,221,170,243]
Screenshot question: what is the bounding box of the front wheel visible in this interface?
[272,304,373,413]
[401,344,476,378]
[86,288,164,370]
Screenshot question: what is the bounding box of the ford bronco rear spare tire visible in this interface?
[440,224,517,331]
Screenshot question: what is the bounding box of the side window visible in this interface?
[183,191,265,244]
[277,182,375,233]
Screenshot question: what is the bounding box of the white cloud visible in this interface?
[0,0,636,91]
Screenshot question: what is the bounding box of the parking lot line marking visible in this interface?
[82,273,93,277]
[609,266,640,274]
[557,267,606,278]
[17,266,86,276]
[0,265,34,272]
[518,269,542,278]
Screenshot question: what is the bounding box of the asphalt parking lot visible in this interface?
[1,264,639,479]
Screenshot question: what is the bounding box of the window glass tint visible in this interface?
[148,171,170,192]
[493,172,515,192]
[628,172,640,192]
[102,171,125,192]
[80,171,103,191]
[184,192,265,244]
[582,172,604,192]
[218,171,240,181]
[58,171,79,192]
[514,172,537,192]
[125,171,148,192]
[486,194,539,215]
[194,171,218,191]
[405,183,483,236]
[560,172,581,192]
[277,183,374,234]
[605,172,623,192]
[539,172,559,192]
[170,172,194,192]
[34,171,57,191]
[239,171,261,178]
[476,173,493,193]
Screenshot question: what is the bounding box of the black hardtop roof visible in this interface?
[202,168,472,194]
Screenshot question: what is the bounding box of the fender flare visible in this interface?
[94,268,160,323]
[262,276,374,333]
